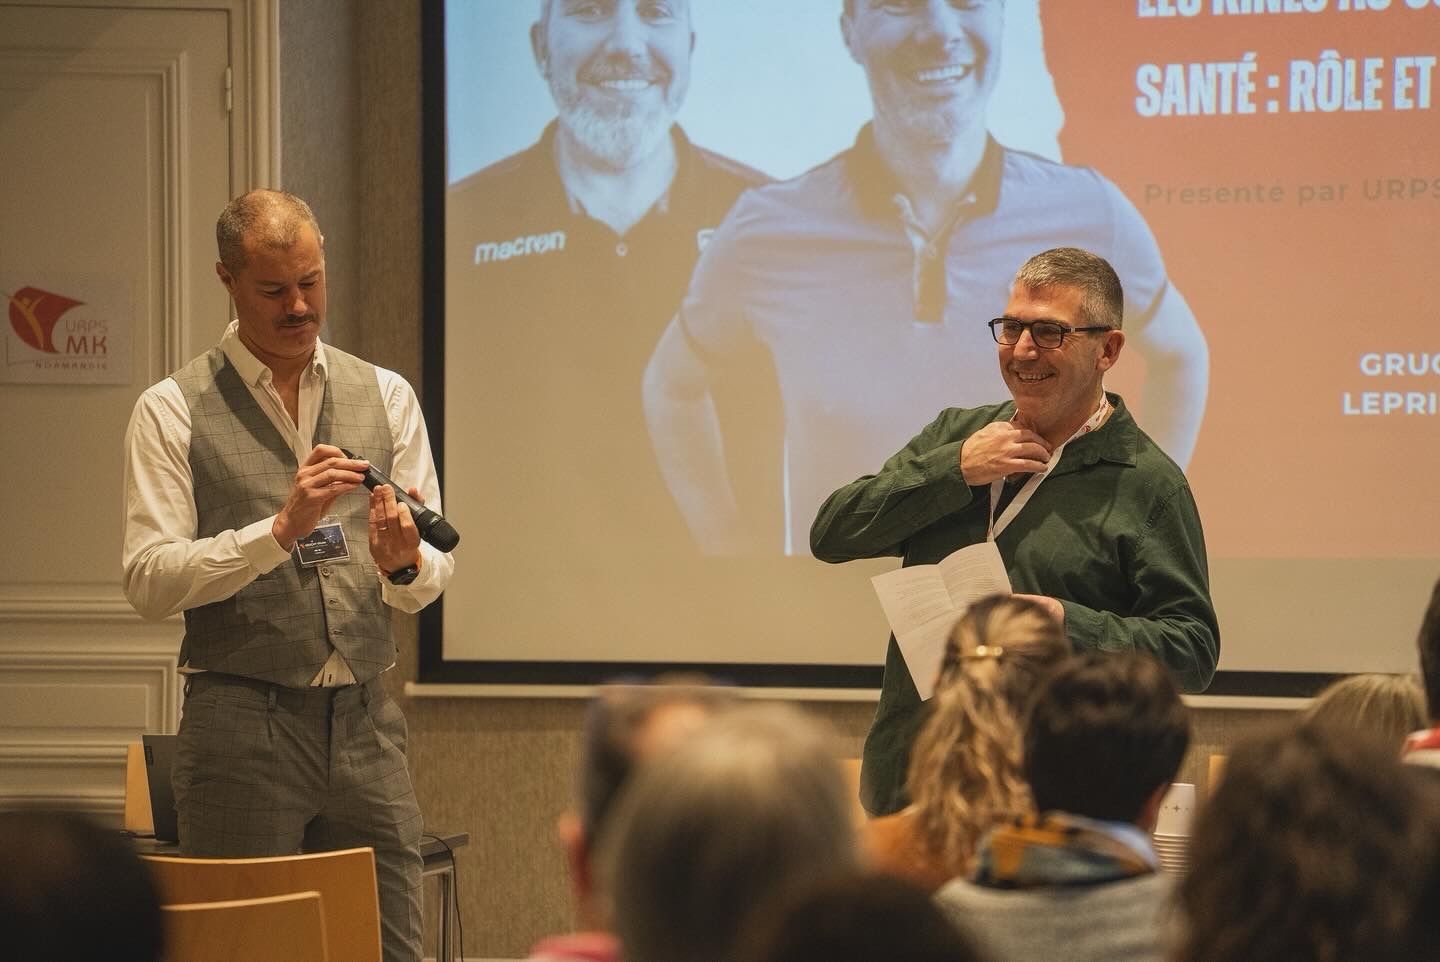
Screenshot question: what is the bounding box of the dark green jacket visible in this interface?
[810,393,1218,816]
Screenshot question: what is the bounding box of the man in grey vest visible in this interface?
[122,189,454,962]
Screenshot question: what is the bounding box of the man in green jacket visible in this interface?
[811,247,1218,816]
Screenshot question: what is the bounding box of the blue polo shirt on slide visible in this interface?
[677,125,1173,553]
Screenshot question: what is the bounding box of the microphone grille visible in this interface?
[422,516,460,552]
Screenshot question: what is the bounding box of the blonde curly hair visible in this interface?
[904,594,1071,876]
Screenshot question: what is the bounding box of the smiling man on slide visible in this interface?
[446,0,767,562]
[644,0,1209,555]
[810,247,1219,818]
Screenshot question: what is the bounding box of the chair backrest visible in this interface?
[123,741,153,835]
[1208,752,1229,796]
[841,756,867,827]
[143,848,379,962]
[162,891,327,962]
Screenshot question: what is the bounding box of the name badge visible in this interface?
[295,517,350,567]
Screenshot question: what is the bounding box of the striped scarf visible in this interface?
[971,812,1155,890]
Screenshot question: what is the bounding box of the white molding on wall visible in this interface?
[0,0,279,187]
[0,743,132,791]
[1,647,178,669]
[0,583,151,623]
[239,0,280,187]
[0,38,190,371]
[0,790,125,829]
[0,651,179,820]
[164,44,188,374]
[1,741,130,760]
[0,789,124,813]
[0,649,182,731]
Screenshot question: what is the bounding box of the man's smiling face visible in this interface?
[842,0,1003,148]
[534,0,694,168]
[999,283,1121,434]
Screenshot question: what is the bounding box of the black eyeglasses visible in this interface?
[988,317,1112,350]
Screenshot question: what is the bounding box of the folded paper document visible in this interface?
[870,542,1012,700]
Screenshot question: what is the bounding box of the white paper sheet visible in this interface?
[870,542,1012,700]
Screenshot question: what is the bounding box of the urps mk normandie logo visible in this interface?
[6,285,94,355]
[1,276,129,385]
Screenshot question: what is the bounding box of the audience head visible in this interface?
[1174,721,1440,962]
[1418,575,1440,721]
[575,674,733,839]
[733,872,987,962]
[0,808,165,962]
[1025,651,1190,829]
[905,594,1071,874]
[601,703,859,962]
[562,675,733,926]
[1300,673,1426,752]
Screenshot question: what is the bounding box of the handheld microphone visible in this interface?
[340,448,460,552]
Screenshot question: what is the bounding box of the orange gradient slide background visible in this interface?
[1044,2,1438,557]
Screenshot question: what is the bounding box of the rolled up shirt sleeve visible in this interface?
[121,381,291,621]
[375,370,454,612]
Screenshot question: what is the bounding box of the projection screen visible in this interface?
[421,0,1440,692]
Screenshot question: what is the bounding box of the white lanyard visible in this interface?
[987,396,1112,541]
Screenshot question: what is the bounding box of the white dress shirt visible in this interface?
[122,321,455,684]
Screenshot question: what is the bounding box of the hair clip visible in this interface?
[961,644,1005,661]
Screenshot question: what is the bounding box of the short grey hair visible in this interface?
[216,189,323,274]
[601,704,859,962]
[1013,247,1124,331]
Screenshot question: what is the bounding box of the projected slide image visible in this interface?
[440,1,1439,670]
[1040,1,1438,556]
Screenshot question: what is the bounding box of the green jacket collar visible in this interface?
[991,391,1138,478]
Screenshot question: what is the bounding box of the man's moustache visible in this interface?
[582,58,662,84]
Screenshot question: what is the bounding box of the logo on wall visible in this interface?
[8,286,85,353]
[2,275,131,385]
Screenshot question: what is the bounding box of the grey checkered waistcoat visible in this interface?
[172,345,396,687]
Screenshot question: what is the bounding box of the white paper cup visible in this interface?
[1154,782,1196,837]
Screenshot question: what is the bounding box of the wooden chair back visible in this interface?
[143,847,379,962]
[122,741,153,835]
[162,891,327,962]
[840,756,867,827]
[1208,752,1229,796]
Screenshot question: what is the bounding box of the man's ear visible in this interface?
[1097,328,1126,373]
[531,21,548,75]
[216,261,236,297]
[839,12,860,67]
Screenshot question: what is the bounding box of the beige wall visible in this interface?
[276,4,1291,957]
